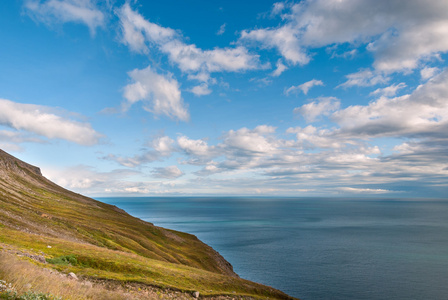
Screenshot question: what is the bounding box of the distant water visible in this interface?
[98,197,448,300]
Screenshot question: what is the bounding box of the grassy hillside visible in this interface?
[0,149,296,300]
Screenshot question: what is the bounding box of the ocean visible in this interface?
[98,197,448,300]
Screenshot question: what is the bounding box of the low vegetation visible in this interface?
[0,149,296,300]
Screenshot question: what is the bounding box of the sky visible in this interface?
[1,0,448,198]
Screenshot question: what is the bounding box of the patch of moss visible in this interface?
[46,255,78,266]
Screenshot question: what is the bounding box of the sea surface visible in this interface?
[98,197,448,300]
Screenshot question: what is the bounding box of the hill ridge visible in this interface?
[0,149,296,300]
[0,149,42,176]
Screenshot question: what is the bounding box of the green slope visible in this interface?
[0,149,296,299]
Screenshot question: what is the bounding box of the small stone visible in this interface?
[192,291,200,298]
[82,281,93,288]
[47,245,52,248]
[68,272,78,280]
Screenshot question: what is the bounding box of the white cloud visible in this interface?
[241,0,448,73]
[330,48,358,59]
[0,130,46,152]
[271,59,288,76]
[333,68,448,138]
[189,84,212,96]
[105,68,448,197]
[240,25,309,65]
[177,136,212,157]
[105,136,175,167]
[152,165,184,179]
[223,125,278,155]
[123,65,189,121]
[294,97,340,122]
[337,187,392,194]
[151,136,175,154]
[103,116,447,196]
[271,2,286,16]
[194,162,222,176]
[286,125,351,149]
[43,165,158,195]
[24,0,105,35]
[217,23,226,35]
[117,3,175,53]
[420,67,440,80]
[338,69,390,88]
[117,3,262,77]
[0,99,102,145]
[285,79,323,95]
[369,83,406,97]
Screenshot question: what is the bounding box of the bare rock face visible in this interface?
[0,149,42,177]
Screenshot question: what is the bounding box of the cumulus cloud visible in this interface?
[123,65,189,121]
[333,68,448,139]
[117,3,262,79]
[170,71,448,195]
[287,125,351,149]
[189,84,212,96]
[240,25,309,65]
[43,165,171,195]
[105,113,447,196]
[223,125,278,155]
[240,0,448,73]
[338,69,390,88]
[420,67,440,80]
[271,59,288,77]
[24,0,105,35]
[105,136,175,168]
[177,136,213,157]
[369,83,407,97]
[0,99,102,145]
[285,79,324,95]
[152,165,184,179]
[294,97,340,122]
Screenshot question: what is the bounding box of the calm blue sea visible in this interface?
[98,197,448,300]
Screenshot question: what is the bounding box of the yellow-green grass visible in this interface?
[0,228,292,299]
[0,150,297,300]
[0,251,135,300]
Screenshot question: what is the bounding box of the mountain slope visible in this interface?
[0,149,296,299]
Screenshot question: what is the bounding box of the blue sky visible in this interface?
[1,0,448,197]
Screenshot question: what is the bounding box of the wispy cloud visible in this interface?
[189,84,212,96]
[0,99,103,145]
[24,0,105,35]
[217,23,226,35]
[294,97,340,122]
[271,59,287,77]
[152,165,184,179]
[338,69,390,88]
[117,3,263,82]
[285,79,324,95]
[369,83,406,97]
[105,136,175,168]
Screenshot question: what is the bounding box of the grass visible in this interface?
[0,150,297,300]
[0,252,135,300]
[0,228,292,299]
